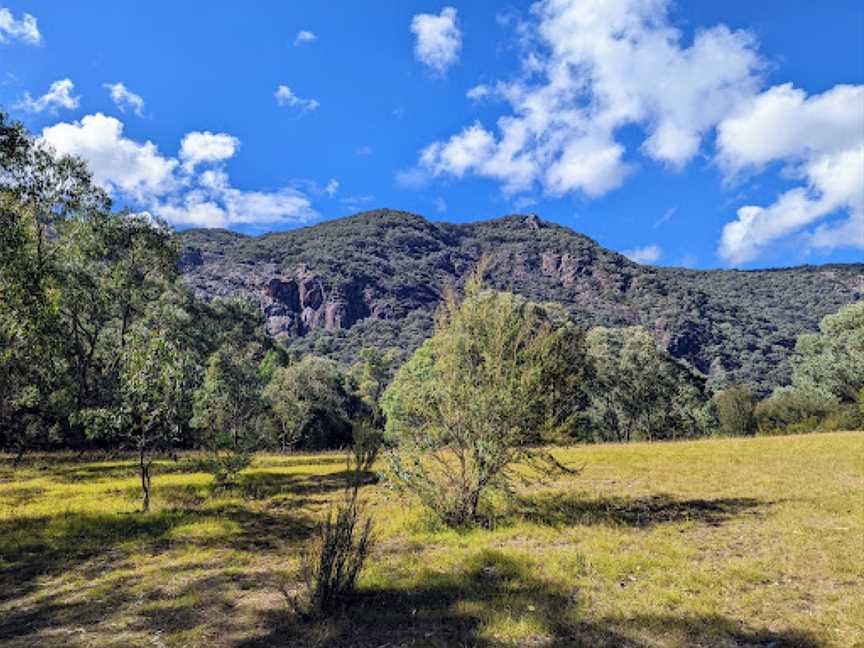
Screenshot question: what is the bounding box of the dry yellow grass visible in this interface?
[1,432,862,647]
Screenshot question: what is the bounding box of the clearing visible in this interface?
[1,432,862,647]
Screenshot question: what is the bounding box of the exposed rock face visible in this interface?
[258,269,372,338]
[179,209,864,394]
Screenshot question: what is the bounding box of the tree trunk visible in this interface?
[140,446,151,513]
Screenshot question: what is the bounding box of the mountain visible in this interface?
[178,209,864,395]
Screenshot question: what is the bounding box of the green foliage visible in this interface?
[78,325,192,511]
[754,301,864,434]
[295,489,373,616]
[711,384,755,437]
[583,326,708,442]
[753,388,827,435]
[191,343,265,485]
[789,301,864,406]
[383,266,584,525]
[264,356,356,450]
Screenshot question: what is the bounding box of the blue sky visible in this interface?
[1,1,862,268]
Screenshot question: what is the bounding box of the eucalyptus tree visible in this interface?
[192,343,266,484]
[264,355,353,451]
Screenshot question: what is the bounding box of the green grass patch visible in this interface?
[1,433,862,647]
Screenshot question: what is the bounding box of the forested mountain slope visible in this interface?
[179,209,864,394]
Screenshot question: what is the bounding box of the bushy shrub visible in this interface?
[583,326,708,442]
[382,265,585,526]
[711,384,755,436]
[754,388,828,435]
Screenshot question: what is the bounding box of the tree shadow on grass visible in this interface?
[507,492,769,529]
[0,503,314,610]
[240,549,823,648]
[0,565,253,646]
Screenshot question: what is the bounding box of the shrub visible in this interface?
[711,384,755,436]
[382,264,585,526]
[754,388,828,435]
[584,326,708,442]
[297,490,373,616]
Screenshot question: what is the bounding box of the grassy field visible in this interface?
[1,432,862,648]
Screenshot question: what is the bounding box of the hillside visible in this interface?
[179,209,864,394]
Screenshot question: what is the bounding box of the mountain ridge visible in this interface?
[179,209,864,394]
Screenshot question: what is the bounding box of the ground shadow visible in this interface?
[0,502,314,612]
[507,493,769,529]
[240,549,823,648]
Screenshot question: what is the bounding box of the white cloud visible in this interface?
[0,7,40,45]
[434,196,447,212]
[325,179,339,197]
[412,0,863,264]
[467,84,490,101]
[104,82,145,117]
[717,84,864,264]
[294,30,317,45]
[411,7,462,75]
[623,244,662,264]
[40,113,318,229]
[41,113,176,199]
[653,207,676,228]
[15,78,80,113]
[356,145,373,156]
[394,167,431,189]
[274,84,319,111]
[179,131,239,171]
[417,0,761,197]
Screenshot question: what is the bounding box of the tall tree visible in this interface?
[192,343,265,484]
[790,301,864,406]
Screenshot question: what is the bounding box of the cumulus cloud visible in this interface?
[412,0,863,264]
[274,84,319,111]
[104,82,145,117]
[325,179,339,197]
[41,113,176,199]
[15,78,80,113]
[411,7,462,75]
[623,244,662,264]
[717,84,864,263]
[179,131,239,171]
[417,0,761,196]
[0,7,40,45]
[40,113,317,228]
[294,30,317,45]
[466,84,491,101]
[156,169,316,228]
